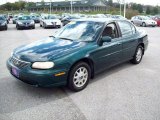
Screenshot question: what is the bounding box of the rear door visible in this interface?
[117,21,138,61]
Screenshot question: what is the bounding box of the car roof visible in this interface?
[73,18,128,23]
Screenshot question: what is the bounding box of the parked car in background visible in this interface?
[16,15,35,30]
[13,15,19,24]
[0,15,8,30]
[7,19,148,91]
[18,13,24,16]
[31,15,40,23]
[131,15,157,27]
[112,15,127,20]
[61,16,79,26]
[1,14,9,24]
[8,14,13,21]
[40,15,62,28]
[152,16,160,26]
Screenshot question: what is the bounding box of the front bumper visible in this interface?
[146,22,157,26]
[18,24,35,28]
[0,25,7,29]
[45,23,61,28]
[6,58,68,87]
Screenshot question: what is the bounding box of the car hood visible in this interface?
[17,20,33,23]
[144,20,156,23]
[13,37,87,62]
[0,20,5,23]
[44,19,60,23]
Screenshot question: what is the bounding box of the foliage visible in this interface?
[146,6,151,14]
[0,1,159,16]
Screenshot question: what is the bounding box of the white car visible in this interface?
[40,15,62,28]
[131,16,157,27]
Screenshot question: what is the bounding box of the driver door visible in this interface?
[92,22,123,73]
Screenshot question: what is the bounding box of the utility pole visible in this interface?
[50,0,52,15]
[117,0,122,15]
[120,1,121,15]
[123,0,126,18]
[71,0,73,14]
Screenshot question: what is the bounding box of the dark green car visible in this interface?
[7,19,148,91]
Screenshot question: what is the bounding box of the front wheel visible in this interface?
[142,22,146,27]
[68,62,91,92]
[130,45,144,64]
[4,25,7,30]
[16,24,20,30]
[32,25,35,29]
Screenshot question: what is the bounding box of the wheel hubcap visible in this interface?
[136,48,142,62]
[73,67,88,88]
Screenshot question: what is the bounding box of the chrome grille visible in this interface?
[10,56,30,68]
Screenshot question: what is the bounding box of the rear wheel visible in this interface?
[130,45,144,64]
[68,62,91,92]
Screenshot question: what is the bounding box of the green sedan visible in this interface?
[7,18,148,91]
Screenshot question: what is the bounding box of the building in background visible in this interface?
[27,0,107,13]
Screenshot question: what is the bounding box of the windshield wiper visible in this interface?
[58,37,73,41]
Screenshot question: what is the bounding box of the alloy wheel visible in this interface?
[73,67,88,88]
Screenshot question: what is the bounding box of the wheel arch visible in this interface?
[138,43,145,54]
[68,58,95,80]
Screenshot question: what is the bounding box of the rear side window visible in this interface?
[118,21,135,37]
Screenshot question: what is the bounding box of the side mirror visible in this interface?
[101,36,112,43]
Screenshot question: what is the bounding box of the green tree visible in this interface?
[152,6,159,15]
[146,6,151,14]
[137,4,143,13]
[108,0,113,6]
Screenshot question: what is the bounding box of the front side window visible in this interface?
[54,21,103,41]
[118,21,134,37]
[102,23,118,39]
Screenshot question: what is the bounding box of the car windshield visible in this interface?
[18,16,31,20]
[0,16,5,20]
[48,16,56,19]
[141,16,151,20]
[54,21,103,42]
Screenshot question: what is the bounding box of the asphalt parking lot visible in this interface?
[0,23,160,120]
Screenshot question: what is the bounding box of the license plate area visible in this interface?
[52,22,56,26]
[12,67,19,78]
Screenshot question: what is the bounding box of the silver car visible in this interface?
[131,16,157,27]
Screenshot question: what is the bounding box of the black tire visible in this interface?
[4,25,7,30]
[32,25,35,29]
[130,45,144,64]
[68,62,91,92]
[43,23,46,29]
[16,24,20,30]
[40,24,42,27]
[142,22,146,27]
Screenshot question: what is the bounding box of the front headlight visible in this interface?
[30,21,35,24]
[17,21,23,25]
[32,62,54,69]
